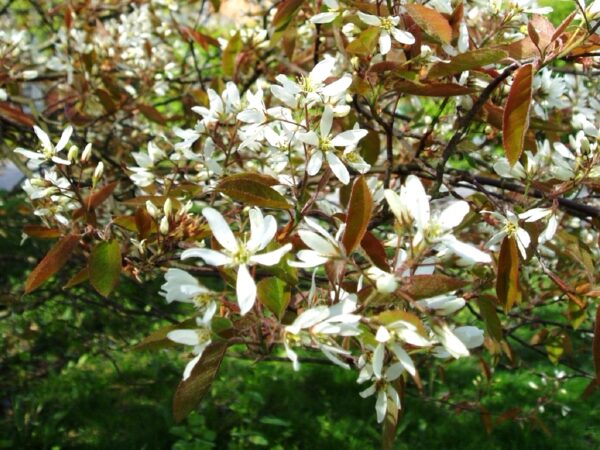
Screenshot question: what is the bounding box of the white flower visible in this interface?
[357,12,415,55]
[486,211,531,259]
[181,207,292,315]
[416,294,466,316]
[284,292,361,370]
[519,207,558,243]
[432,325,484,359]
[298,106,367,184]
[289,216,346,267]
[385,175,491,264]
[15,125,73,168]
[167,308,215,380]
[192,82,241,127]
[358,360,404,423]
[310,0,342,23]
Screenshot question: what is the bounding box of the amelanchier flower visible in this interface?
[160,268,218,315]
[298,106,367,184]
[486,211,531,259]
[357,12,415,55]
[310,0,343,24]
[284,292,361,370]
[432,325,484,359]
[288,216,346,267]
[385,175,492,264]
[519,207,558,243]
[167,307,216,380]
[15,125,73,168]
[181,207,292,315]
[358,360,404,423]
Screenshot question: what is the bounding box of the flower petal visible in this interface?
[202,207,237,253]
[181,248,232,266]
[326,151,349,185]
[331,129,368,147]
[236,264,256,315]
[250,243,292,266]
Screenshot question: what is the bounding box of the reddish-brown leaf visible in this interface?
[552,10,577,41]
[73,181,118,219]
[173,340,228,422]
[402,274,468,299]
[24,234,80,294]
[272,0,304,32]
[361,230,389,271]
[405,4,452,44]
[0,102,35,127]
[342,176,372,255]
[23,225,62,239]
[496,237,522,312]
[63,266,89,289]
[394,81,475,97]
[138,104,166,124]
[503,64,534,166]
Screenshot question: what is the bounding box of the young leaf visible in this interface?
[342,175,372,254]
[222,32,242,78]
[346,27,380,55]
[502,64,534,166]
[402,274,468,299]
[361,230,389,271]
[476,296,503,341]
[405,4,452,44]
[89,240,122,297]
[394,81,475,97]
[428,49,508,79]
[23,225,62,239]
[216,176,292,209]
[173,340,228,423]
[256,277,290,319]
[73,181,118,219]
[272,0,304,32]
[24,234,80,294]
[496,236,522,312]
[0,101,35,127]
[64,267,89,289]
[133,318,197,351]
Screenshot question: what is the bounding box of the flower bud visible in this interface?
[67,145,79,162]
[163,198,173,217]
[81,143,92,162]
[146,200,160,218]
[93,161,104,183]
[159,216,169,235]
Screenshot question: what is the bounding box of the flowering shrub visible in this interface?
[3,0,600,445]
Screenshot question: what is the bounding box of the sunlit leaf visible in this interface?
[405,4,452,44]
[216,175,292,209]
[428,49,508,79]
[496,237,522,312]
[256,277,290,319]
[24,234,80,294]
[89,240,122,297]
[502,64,534,166]
[342,175,372,254]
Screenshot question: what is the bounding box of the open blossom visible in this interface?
[167,306,216,380]
[519,207,558,243]
[298,106,367,184]
[181,207,292,315]
[15,125,73,168]
[358,357,404,423]
[357,12,415,55]
[310,0,343,24]
[284,291,361,370]
[289,217,346,267]
[385,175,492,264]
[432,325,484,359]
[486,211,531,259]
[270,57,351,109]
[192,82,240,127]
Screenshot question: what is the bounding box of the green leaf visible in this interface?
[502,63,534,166]
[256,277,290,319]
[173,340,228,423]
[89,240,122,297]
[476,297,503,342]
[394,81,475,97]
[272,0,304,32]
[222,32,242,78]
[342,175,372,254]
[216,176,292,209]
[496,236,522,312]
[428,49,508,79]
[346,26,380,55]
[24,234,80,294]
[405,4,452,44]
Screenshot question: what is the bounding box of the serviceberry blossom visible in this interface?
[357,12,415,55]
[15,125,73,168]
[181,207,292,315]
[298,106,368,184]
[486,211,531,259]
